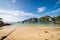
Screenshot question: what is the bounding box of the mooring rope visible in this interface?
[0,27,18,40]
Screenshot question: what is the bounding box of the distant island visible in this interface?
[0,15,60,27]
[22,15,60,24]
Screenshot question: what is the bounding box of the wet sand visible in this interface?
[0,25,60,40]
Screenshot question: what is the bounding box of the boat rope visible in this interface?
[0,27,17,40]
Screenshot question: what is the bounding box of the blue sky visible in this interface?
[0,0,60,22]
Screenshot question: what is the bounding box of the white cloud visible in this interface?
[0,9,19,16]
[45,8,60,15]
[11,0,16,3]
[0,9,38,22]
[18,11,35,16]
[0,9,36,16]
[56,0,60,4]
[37,7,46,12]
[0,15,20,23]
[51,8,60,13]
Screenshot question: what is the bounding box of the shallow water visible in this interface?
[13,22,60,27]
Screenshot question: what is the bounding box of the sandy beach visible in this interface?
[0,25,60,40]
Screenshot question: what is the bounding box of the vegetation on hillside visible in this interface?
[22,15,60,24]
[0,18,4,27]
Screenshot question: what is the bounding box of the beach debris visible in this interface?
[51,36,53,38]
[44,31,49,33]
[0,27,17,40]
[0,36,7,40]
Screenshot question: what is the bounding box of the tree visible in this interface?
[55,15,60,24]
[52,17,56,23]
[27,18,38,23]
[0,18,4,27]
[38,16,52,23]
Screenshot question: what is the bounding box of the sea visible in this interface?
[12,22,60,27]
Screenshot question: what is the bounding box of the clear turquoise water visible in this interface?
[12,22,60,27]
